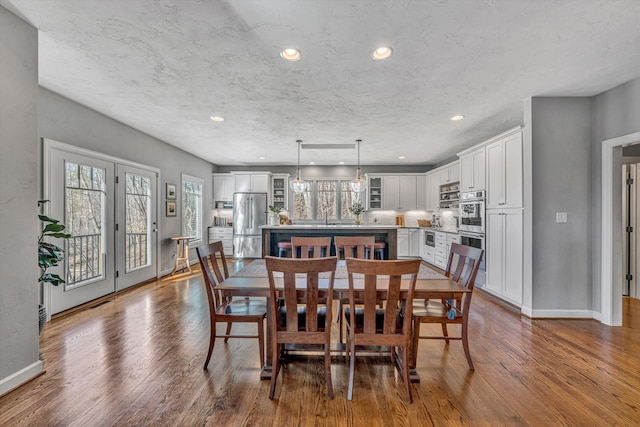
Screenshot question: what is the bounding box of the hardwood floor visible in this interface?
[2,263,640,426]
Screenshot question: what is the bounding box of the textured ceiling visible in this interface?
[2,0,640,166]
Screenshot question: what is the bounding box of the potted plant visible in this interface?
[349,202,365,225]
[37,200,71,335]
[268,205,283,226]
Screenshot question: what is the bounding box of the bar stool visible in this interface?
[372,242,386,259]
[277,241,292,257]
[171,236,192,275]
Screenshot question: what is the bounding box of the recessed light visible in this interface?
[210,116,224,122]
[372,46,393,60]
[450,115,465,121]
[280,48,301,61]
[398,156,406,160]
[339,161,345,165]
[259,156,266,160]
[309,161,315,165]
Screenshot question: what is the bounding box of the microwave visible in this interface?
[215,201,233,209]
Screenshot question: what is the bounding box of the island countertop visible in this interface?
[261,225,399,259]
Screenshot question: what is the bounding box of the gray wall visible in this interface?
[0,6,41,389]
[39,89,214,274]
[530,98,593,309]
[591,77,640,312]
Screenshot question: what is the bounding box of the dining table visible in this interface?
[218,259,470,383]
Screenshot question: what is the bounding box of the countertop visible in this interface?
[260,224,403,229]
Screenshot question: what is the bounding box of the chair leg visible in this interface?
[441,323,450,344]
[402,345,413,403]
[325,339,334,400]
[412,319,421,368]
[258,319,265,368]
[269,343,281,399]
[461,321,474,371]
[347,336,356,401]
[224,322,232,343]
[204,321,217,369]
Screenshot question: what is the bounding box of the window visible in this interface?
[182,174,203,244]
[293,179,361,221]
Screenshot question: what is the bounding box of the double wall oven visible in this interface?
[459,190,486,270]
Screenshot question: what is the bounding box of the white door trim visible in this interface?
[601,131,640,326]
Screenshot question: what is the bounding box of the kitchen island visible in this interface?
[261,224,399,259]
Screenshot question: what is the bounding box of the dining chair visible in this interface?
[264,256,338,400]
[345,258,421,403]
[333,236,375,342]
[412,242,484,370]
[196,241,266,370]
[291,236,332,258]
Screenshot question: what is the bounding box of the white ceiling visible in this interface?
[3,0,640,166]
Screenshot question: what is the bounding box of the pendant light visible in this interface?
[350,139,367,193]
[290,139,309,194]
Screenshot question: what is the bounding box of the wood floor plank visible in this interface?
[2,264,640,426]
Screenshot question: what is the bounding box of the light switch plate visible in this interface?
[556,212,568,223]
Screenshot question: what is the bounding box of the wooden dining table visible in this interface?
[217,260,470,383]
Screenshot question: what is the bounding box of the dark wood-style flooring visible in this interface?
[2,261,640,426]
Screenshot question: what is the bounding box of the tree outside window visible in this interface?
[182,174,203,244]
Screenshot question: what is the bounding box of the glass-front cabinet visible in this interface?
[271,174,289,210]
[367,175,382,209]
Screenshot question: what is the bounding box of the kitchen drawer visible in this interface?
[424,246,435,257]
[446,234,459,244]
[434,255,447,268]
[435,247,447,257]
[435,240,446,250]
[435,231,446,241]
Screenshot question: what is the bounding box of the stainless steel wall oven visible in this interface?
[459,190,485,234]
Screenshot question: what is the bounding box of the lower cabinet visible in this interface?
[409,229,422,257]
[397,228,410,257]
[423,245,435,264]
[434,231,447,268]
[208,227,233,256]
[485,208,523,305]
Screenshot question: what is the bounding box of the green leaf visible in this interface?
[39,273,66,286]
[43,223,66,233]
[44,232,71,239]
[38,215,59,224]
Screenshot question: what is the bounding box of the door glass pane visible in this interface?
[65,161,106,289]
[182,175,203,242]
[125,173,151,272]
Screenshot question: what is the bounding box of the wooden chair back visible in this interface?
[264,255,338,399]
[334,236,374,260]
[196,241,230,312]
[345,257,421,402]
[446,242,484,291]
[291,236,332,259]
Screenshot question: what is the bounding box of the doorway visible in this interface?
[43,139,159,316]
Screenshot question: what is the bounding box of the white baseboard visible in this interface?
[0,360,43,396]
[160,258,199,278]
[527,309,596,319]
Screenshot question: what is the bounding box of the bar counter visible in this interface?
[260,224,399,259]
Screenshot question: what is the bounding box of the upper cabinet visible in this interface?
[367,175,382,209]
[366,174,419,210]
[459,147,486,191]
[425,172,439,210]
[486,132,522,209]
[233,172,270,193]
[416,175,426,210]
[271,174,289,210]
[438,161,460,185]
[212,173,236,202]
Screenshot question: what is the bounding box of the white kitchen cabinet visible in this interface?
[208,227,233,256]
[485,208,523,305]
[486,132,522,209]
[397,228,410,257]
[367,175,383,209]
[212,173,236,202]
[438,161,460,185]
[423,245,435,264]
[460,147,486,191]
[382,175,417,210]
[425,172,440,210]
[271,174,289,210]
[409,229,422,257]
[234,173,270,193]
[434,231,448,268]
[416,175,426,210]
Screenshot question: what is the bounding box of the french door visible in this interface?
[115,164,157,290]
[45,140,158,315]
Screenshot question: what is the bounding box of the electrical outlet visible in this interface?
[556,212,568,223]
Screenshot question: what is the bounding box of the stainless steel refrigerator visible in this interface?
[232,192,267,258]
